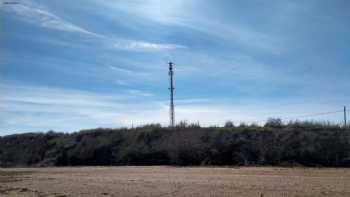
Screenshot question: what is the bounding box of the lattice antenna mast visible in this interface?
[169,62,175,128]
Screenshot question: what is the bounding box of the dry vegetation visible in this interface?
[1,122,350,167]
[1,166,350,197]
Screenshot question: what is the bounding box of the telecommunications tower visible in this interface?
[168,62,175,128]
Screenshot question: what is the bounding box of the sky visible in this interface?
[1,0,350,134]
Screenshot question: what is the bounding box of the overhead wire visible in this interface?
[281,109,344,120]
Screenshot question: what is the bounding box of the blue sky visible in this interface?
[1,0,350,134]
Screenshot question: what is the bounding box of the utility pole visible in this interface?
[344,106,347,128]
[169,62,175,128]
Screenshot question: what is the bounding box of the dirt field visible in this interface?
[0,167,350,197]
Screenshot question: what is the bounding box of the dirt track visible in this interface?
[1,167,350,197]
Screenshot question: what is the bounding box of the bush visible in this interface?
[265,118,283,128]
[0,123,349,167]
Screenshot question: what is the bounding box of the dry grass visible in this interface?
[1,166,350,197]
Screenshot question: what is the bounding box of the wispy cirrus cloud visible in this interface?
[113,40,186,51]
[92,0,195,25]
[92,0,284,54]
[3,1,100,37]
[2,0,185,51]
[126,89,153,97]
[0,83,157,133]
[108,65,151,78]
[1,82,345,135]
[184,19,284,54]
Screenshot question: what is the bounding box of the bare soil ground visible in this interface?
[0,166,350,197]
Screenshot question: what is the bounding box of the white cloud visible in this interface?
[173,18,284,54]
[109,66,134,74]
[108,65,151,79]
[126,89,153,97]
[113,40,186,51]
[1,83,345,135]
[3,1,185,52]
[94,0,194,25]
[93,0,284,54]
[115,80,128,86]
[4,1,99,37]
[0,83,158,133]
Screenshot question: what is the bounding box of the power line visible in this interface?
[282,110,344,120]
